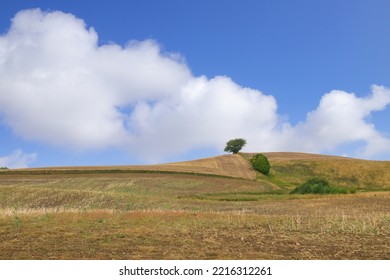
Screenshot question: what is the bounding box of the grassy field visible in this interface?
[1,152,390,259]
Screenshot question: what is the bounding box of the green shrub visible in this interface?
[290,178,351,194]
[250,153,270,175]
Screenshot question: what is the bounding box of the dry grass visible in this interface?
[1,205,389,260]
[162,154,257,179]
[19,154,256,179]
[12,152,390,190]
[252,152,390,190]
[1,152,390,259]
[0,173,271,212]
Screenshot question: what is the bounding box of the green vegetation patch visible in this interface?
[250,153,270,175]
[290,178,354,194]
[224,138,246,154]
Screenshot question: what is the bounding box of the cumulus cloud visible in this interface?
[0,149,37,168]
[126,75,278,160]
[275,85,390,157]
[0,9,390,162]
[0,9,191,151]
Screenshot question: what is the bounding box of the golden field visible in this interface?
[1,152,389,259]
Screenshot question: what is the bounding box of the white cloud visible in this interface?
[0,9,390,162]
[126,75,279,160]
[0,149,37,168]
[274,85,390,157]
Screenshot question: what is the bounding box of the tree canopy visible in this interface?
[224,138,246,154]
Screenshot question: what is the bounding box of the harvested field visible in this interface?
[21,154,256,179]
[1,152,390,259]
[1,196,390,260]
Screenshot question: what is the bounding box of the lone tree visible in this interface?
[224,138,246,154]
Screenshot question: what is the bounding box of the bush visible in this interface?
[250,153,270,175]
[290,178,351,194]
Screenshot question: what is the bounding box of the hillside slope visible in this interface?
[110,154,256,179]
[21,154,256,179]
[2,152,390,260]
[257,152,390,190]
[12,152,390,190]
[161,154,256,179]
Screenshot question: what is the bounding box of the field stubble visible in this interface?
[1,153,390,259]
[1,206,389,260]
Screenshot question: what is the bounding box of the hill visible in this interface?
[15,154,256,179]
[1,152,390,259]
[261,152,390,191]
[11,152,390,191]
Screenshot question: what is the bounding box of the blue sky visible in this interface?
[1,0,390,168]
